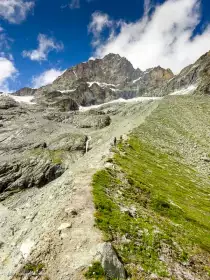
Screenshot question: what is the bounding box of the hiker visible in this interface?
[85,136,91,153]
[113,137,117,147]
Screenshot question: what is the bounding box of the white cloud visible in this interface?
[0,0,34,24]
[22,34,64,62]
[88,12,114,47]
[31,69,65,88]
[90,0,210,74]
[0,57,17,93]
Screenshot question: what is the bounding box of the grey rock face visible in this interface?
[0,95,18,109]
[12,87,37,96]
[100,242,126,279]
[36,90,79,111]
[35,54,174,105]
[52,53,142,89]
[0,155,65,201]
[48,133,87,151]
[130,66,174,96]
[43,108,112,129]
[162,51,210,95]
[0,92,111,201]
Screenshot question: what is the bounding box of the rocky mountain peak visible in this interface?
[35,53,173,104]
[53,53,141,89]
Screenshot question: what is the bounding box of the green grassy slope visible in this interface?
[92,96,210,279]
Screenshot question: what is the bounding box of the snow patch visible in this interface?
[132,77,142,84]
[170,85,197,96]
[73,71,78,79]
[20,239,34,259]
[7,94,35,104]
[59,89,76,93]
[87,81,117,88]
[79,96,162,112]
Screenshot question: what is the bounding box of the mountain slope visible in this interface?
[163,51,210,95]
[92,96,210,279]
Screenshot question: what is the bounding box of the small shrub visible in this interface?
[84,261,105,279]
[23,262,44,274]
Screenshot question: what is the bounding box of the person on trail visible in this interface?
[85,136,91,153]
[114,137,117,147]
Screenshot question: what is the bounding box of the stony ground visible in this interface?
[0,96,159,280]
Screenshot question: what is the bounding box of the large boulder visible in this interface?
[98,242,126,279]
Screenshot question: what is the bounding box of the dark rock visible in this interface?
[100,242,126,279]
[0,156,65,201]
[33,142,47,149]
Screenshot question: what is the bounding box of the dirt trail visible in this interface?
[1,99,160,280]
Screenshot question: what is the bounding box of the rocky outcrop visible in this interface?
[0,154,65,201]
[35,90,79,111]
[0,132,88,200]
[43,109,111,129]
[70,113,111,129]
[128,66,174,96]
[12,87,37,96]
[0,95,18,109]
[162,51,210,95]
[48,133,87,151]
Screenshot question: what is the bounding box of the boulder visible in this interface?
[99,242,126,279]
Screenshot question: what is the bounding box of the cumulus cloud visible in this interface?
[0,0,34,24]
[0,57,17,92]
[90,0,210,74]
[22,34,64,62]
[88,12,115,47]
[31,68,65,88]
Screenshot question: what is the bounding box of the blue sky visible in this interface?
[0,0,210,92]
